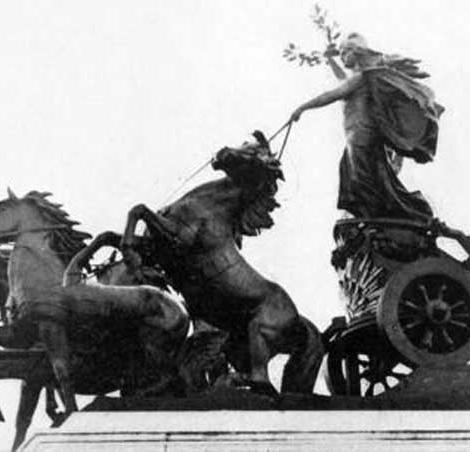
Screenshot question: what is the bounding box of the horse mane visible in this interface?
[23,191,92,264]
[212,134,283,247]
[237,170,281,240]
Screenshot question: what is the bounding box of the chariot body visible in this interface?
[325,217,470,397]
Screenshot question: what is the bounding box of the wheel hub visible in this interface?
[426,298,451,325]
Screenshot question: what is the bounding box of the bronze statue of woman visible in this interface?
[291,33,444,220]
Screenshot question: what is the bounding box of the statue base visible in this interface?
[22,409,470,451]
[21,368,470,451]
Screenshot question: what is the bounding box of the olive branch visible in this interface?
[283,3,342,67]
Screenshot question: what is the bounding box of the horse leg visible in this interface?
[122,204,155,263]
[224,335,251,376]
[123,205,180,246]
[12,380,42,451]
[281,316,324,394]
[63,231,122,286]
[38,321,77,415]
[215,335,251,388]
[45,386,62,424]
[0,348,55,450]
[122,205,192,265]
[138,305,189,394]
[247,318,277,396]
[248,287,298,396]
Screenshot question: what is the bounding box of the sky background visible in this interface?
[1,0,470,448]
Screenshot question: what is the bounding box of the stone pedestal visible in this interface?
[22,410,470,451]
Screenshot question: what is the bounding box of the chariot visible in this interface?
[324,217,470,397]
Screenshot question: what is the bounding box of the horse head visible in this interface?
[0,188,24,240]
[0,189,90,263]
[212,131,284,239]
[213,130,284,190]
[0,188,61,240]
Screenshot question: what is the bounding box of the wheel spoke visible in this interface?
[418,284,431,304]
[403,319,423,330]
[440,327,454,348]
[450,300,467,311]
[382,379,390,390]
[391,371,408,380]
[449,319,469,329]
[365,383,375,397]
[402,299,423,312]
[453,312,470,319]
[421,329,434,348]
[357,356,370,366]
[437,284,447,302]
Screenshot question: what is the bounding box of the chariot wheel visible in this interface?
[326,324,413,397]
[377,257,470,367]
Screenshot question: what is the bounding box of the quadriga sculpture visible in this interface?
[0,190,189,450]
[122,131,325,396]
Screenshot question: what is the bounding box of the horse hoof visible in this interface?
[248,380,279,398]
[46,409,59,423]
[50,412,70,428]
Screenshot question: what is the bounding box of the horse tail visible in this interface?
[281,315,324,394]
[63,231,121,286]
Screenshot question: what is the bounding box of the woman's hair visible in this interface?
[340,32,429,78]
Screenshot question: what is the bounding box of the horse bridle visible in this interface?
[0,225,69,243]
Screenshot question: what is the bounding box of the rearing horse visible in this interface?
[122,131,324,395]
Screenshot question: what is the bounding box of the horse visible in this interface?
[0,234,66,449]
[121,131,324,395]
[67,231,235,395]
[0,190,189,450]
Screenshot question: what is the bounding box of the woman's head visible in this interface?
[339,33,381,69]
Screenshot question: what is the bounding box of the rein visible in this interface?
[161,120,295,204]
[161,158,214,204]
[268,120,290,143]
[275,121,293,160]
[0,225,69,242]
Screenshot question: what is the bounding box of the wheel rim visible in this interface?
[355,353,412,397]
[398,274,470,354]
[378,258,470,367]
[326,347,413,397]
[326,326,413,397]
